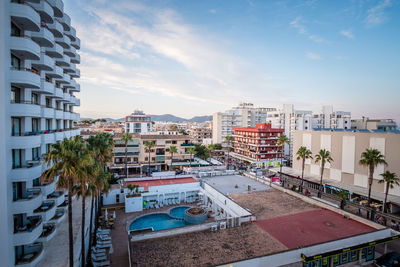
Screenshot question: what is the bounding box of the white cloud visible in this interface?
[306,52,323,60]
[339,30,354,39]
[290,17,326,43]
[365,0,391,26]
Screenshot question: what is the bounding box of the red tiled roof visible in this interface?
[125,177,198,190]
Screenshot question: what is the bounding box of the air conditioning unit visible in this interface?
[211,224,218,232]
[220,222,227,230]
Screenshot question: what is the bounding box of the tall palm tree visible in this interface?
[359,148,387,206]
[121,133,132,178]
[144,141,155,175]
[296,146,313,186]
[42,136,90,267]
[225,136,234,169]
[378,171,399,212]
[187,146,196,168]
[277,134,289,179]
[208,144,215,156]
[169,145,178,171]
[314,149,333,191]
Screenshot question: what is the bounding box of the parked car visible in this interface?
[374,252,400,267]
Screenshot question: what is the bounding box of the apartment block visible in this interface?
[1,1,81,266]
[212,103,276,144]
[188,127,212,144]
[125,110,152,134]
[352,117,398,131]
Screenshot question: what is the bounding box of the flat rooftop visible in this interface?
[202,175,269,195]
[125,177,198,190]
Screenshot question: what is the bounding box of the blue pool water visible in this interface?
[169,206,190,219]
[130,213,186,231]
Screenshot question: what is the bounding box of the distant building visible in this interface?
[125,110,152,134]
[188,127,212,144]
[212,103,276,144]
[231,123,284,164]
[351,117,398,131]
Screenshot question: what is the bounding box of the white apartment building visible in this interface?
[352,117,398,132]
[267,105,351,163]
[125,110,152,134]
[1,1,80,266]
[212,103,276,144]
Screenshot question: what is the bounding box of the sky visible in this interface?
[64,0,400,121]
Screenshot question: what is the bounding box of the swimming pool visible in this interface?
[129,206,191,231]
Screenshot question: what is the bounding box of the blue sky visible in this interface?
[65,0,400,121]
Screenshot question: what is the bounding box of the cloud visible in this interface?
[339,30,354,39]
[306,52,322,60]
[365,0,391,26]
[290,17,326,43]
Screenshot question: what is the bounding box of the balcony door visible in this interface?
[11,117,21,136]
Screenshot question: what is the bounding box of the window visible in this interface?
[32,147,40,161]
[116,194,120,203]
[11,117,21,136]
[56,120,61,130]
[32,177,40,187]
[31,93,39,105]
[45,97,51,108]
[12,182,23,201]
[11,86,21,103]
[11,54,21,70]
[46,144,51,153]
[46,119,51,130]
[32,118,39,132]
[12,149,22,169]
[11,22,21,37]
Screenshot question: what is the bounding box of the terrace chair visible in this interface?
[92,260,110,267]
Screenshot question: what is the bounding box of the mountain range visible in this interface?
[81,114,212,123]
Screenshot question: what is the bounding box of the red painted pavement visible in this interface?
[255,209,375,249]
[125,177,197,190]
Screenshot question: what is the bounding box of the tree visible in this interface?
[127,184,139,195]
[208,144,215,154]
[378,171,399,212]
[144,141,155,175]
[225,136,234,169]
[277,134,289,180]
[314,149,333,191]
[187,146,196,167]
[169,145,178,171]
[359,148,387,206]
[42,136,90,267]
[194,144,210,161]
[121,133,132,178]
[213,143,222,150]
[296,146,313,186]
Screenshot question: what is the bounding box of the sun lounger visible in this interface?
[98,228,110,233]
[97,240,111,245]
[92,260,110,267]
[96,243,112,249]
[92,247,106,254]
[97,235,111,241]
[92,252,107,259]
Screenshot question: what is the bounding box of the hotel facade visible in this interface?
[1,0,80,266]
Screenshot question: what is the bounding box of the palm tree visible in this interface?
[121,133,132,178]
[314,149,333,191]
[296,146,313,186]
[225,136,234,169]
[42,136,90,267]
[187,146,196,168]
[277,134,289,179]
[144,141,155,175]
[359,148,387,206]
[208,144,215,155]
[378,171,399,212]
[169,145,178,171]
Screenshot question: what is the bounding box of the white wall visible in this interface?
[125,196,143,213]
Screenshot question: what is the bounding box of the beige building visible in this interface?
[351,117,398,131]
[109,133,195,177]
[188,127,212,144]
[292,130,400,199]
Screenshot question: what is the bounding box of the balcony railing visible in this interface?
[15,242,44,266]
[39,223,56,238]
[34,200,55,213]
[14,215,42,234]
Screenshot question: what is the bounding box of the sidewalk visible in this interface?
[270,166,400,205]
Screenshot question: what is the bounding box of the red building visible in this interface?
[232,123,284,162]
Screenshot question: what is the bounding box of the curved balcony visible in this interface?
[55,131,64,141]
[70,53,80,64]
[60,13,71,31]
[31,53,54,71]
[41,106,54,118]
[70,113,80,121]
[13,216,43,247]
[34,200,56,222]
[45,43,63,58]
[37,223,56,242]
[63,111,71,120]
[72,129,81,136]
[65,26,76,41]
[31,27,54,47]
[10,134,41,149]
[50,208,65,224]
[30,1,54,23]
[64,79,76,89]
[35,178,57,196]
[48,0,64,18]
[46,65,63,78]
[64,129,71,139]
[10,68,40,89]
[10,3,40,32]
[71,68,80,78]
[71,96,80,106]
[12,189,43,214]
[10,36,40,60]
[55,109,63,119]
[64,62,75,73]
[54,88,63,98]
[42,131,55,144]
[15,242,44,267]
[47,20,63,38]
[47,191,65,206]
[10,101,41,117]
[63,46,76,57]
[41,79,54,94]
[54,35,70,49]
[55,54,70,67]
[71,36,80,49]
[10,162,42,182]
[62,93,71,103]
[70,83,80,93]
